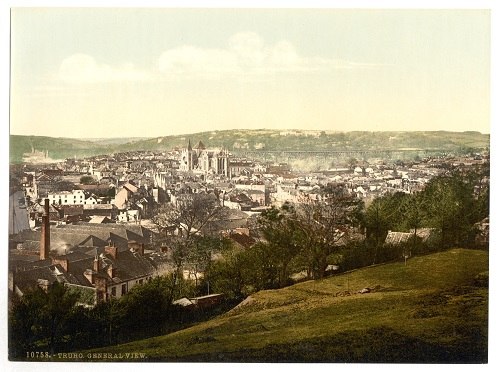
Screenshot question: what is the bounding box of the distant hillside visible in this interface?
[9,130,490,164]
[86,248,488,363]
[113,129,490,153]
[9,135,106,164]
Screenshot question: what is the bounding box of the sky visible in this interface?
[8,7,491,139]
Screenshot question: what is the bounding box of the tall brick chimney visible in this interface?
[104,245,118,259]
[52,257,69,273]
[93,252,101,272]
[128,241,144,255]
[39,198,50,260]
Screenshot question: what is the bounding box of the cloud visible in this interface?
[57,33,389,84]
[158,32,387,80]
[59,54,150,83]
[158,46,240,80]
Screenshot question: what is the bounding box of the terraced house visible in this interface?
[8,202,171,306]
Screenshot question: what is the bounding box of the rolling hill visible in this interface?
[84,248,488,363]
[9,130,489,164]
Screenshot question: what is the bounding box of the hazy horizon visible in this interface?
[9,127,491,141]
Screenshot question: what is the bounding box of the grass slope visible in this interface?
[87,248,488,363]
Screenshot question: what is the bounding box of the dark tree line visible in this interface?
[340,165,489,271]
[363,166,488,252]
[206,165,488,298]
[9,275,236,359]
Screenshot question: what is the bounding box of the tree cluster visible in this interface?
[205,190,363,299]
[152,192,232,298]
[358,165,489,267]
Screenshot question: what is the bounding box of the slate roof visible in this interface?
[13,264,80,294]
[123,182,138,194]
[58,205,84,216]
[10,224,155,259]
[103,250,156,283]
[229,232,256,249]
[78,235,108,248]
[384,231,412,245]
[28,202,60,215]
[88,216,112,224]
[83,204,116,210]
[385,228,437,245]
[55,223,153,244]
[13,246,158,295]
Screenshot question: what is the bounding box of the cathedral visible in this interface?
[179,140,230,177]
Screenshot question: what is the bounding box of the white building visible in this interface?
[48,190,86,205]
[47,189,98,206]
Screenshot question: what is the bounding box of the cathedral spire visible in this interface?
[188,139,192,151]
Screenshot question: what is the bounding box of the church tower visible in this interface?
[180,140,194,172]
[187,139,193,171]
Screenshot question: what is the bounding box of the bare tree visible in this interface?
[152,192,229,297]
[292,193,361,279]
[153,193,227,239]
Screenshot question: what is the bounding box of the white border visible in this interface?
[1,2,497,372]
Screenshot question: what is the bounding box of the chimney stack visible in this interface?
[107,264,115,278]
[52,257,69,273]
[39,198,50,260]
[93,254,101,272]
[104,245,118,259]
[128,241,144,255]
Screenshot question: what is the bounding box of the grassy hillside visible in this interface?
[85,248,488,362]
[9,135,108,163]
[114,129,490,153]
[9,130,489,163]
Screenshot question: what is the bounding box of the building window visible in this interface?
[139,279,143,285]
[122,284,127,295]
[111,287,116,297]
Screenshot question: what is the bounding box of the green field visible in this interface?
[84,248,488,363]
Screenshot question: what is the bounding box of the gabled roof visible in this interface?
[229,232,256,249]
[28,202,60,214]
[123,182,138,193]
[88,216,112,224]
[78,235,108,247]
[172,297,195,307]
[384,231,412,245]
[83,204,116,210]
[14,245,158,294]
[36,173,53,182]
[102,250,156,283]
[385,228,437,246]
[58,205,84,215]
[11,224,154,258]
[194,140,206,150]
[13,264,79,295]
